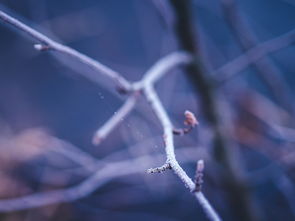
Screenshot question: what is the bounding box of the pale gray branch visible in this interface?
[140,52,192,86]
[0,10,131,91]
[143,85,221,221]
[0,155,159,212]
[0,9,221,220]
[0,147,209,212]
[92,95,138,145]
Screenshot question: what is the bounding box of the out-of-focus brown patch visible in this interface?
[0,173,31,198]
[0,127,51,169]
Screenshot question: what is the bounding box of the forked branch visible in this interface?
[92,94,139,145]
[143,85,221,221]
[0,8,220,221]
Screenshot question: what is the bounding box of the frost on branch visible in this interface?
[147,162,171,173]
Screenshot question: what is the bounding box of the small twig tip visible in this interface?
[184,110,198,127]
[34,44,50,51]
[194,159,205,192]
[197,159,205,172]
[147,163,171,174]
[92,135,102,146]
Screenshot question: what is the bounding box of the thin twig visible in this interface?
[92,95,138,145]
[147,162,171,173]
[0,10,131,91]
[143,85,221,221]
[92,51,193,145]
[139,52,192,86]
[0,9,221,220]
[194,159,205,192]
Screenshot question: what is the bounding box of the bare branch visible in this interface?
[137,52,192,87]
[92,51,195,144]
[143,85,221,221]
[0,10,131,91]
[0,9,221,220]
[92,94,138,145]
[172,127,193,136]
[147,162,171,173]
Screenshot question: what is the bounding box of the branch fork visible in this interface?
[0,9,221,221]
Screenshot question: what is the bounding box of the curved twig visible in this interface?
[92,94,139,145]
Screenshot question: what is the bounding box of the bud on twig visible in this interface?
[184,110,198,127]
[173,110,198,135]
[34,44,50,51]
[194,159,204,192]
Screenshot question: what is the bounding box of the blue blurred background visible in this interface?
[0,0,294,220]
